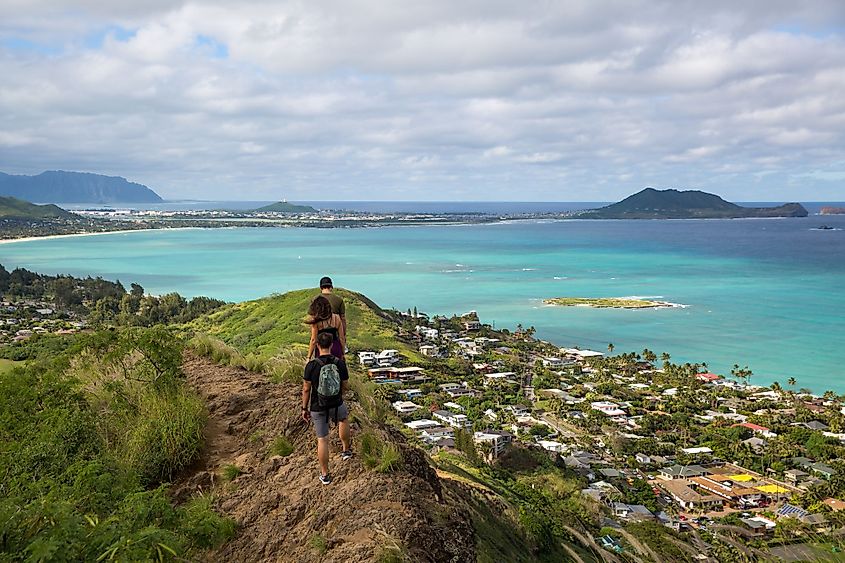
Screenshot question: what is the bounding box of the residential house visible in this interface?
[612,503,654,522]
[740,517,776,538]
[695,372,722,383]
[473,430,513,458]
[463,320,481,331]
[392,401,421,415]
[432,410,472,429]
[733,422,778,438]
[538,440,565,453]
[635,453,652,465]
[590,401,626,417]
[784,469,809,484]
[420,426,455,443]
[742,437,767,454]
[483,372,517,386]
[405,419,439,431]
[419,344,439,357]
[443,401,464,412]
[658,464,709,480]
[660,480,724,512]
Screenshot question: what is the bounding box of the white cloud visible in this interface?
[0,0,844,200]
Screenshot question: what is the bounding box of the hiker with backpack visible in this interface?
[301,331,352,484]
[318,276,347,351]
[306,295,346,360]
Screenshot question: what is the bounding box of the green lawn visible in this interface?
[0,358,22,374]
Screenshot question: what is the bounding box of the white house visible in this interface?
[358,351,376,366]
[405,419,439,431]
[392,401,421,415]
[439,382,462,392]
[473,430,513,457]
[399,388,424,400]
[590,401,627,417]
[538,440,566,453]
[433,410,472,429]
[483,372,516,386]
[443,401,464,412]
[376,349,400,366]
[419,345,439,357]
[463,320,481,331]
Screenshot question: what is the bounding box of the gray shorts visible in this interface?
[310,403,349,438]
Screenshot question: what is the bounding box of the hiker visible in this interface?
[318,276,347,352]
[307,295,346,359]
[301,331,352,484]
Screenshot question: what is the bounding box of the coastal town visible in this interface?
[356,308,845,561]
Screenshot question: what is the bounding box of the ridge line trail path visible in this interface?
[176,354,473,563]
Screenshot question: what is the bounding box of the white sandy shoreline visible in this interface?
[0,227,204,245]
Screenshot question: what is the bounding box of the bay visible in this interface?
[1,214,844,392]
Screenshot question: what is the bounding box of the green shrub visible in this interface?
[269,435,294,457]
[240,353,266,372]
[221,464,242,481]
[310,533,328,555]
[360,432,403,473]
[376,545,407,563]
[377,443,403,473]
[118,387,206,485]
[181,494,237,548]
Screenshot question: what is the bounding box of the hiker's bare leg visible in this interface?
[339,418,351,451]
[317,436,330,476]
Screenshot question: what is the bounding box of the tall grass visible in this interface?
[119,387,207,485]
[0,330,234,561]
[360,431,404,473]
[267,349,308,384]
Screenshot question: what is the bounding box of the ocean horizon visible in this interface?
[56,200,845,215]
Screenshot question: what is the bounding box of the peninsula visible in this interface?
[0,170,163,203]
[580,188,808,219]
[544,297,684,309]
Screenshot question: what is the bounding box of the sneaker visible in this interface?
[341,450,353,461]
[319,474,332,485]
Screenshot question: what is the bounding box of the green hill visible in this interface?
[582,188,808,219]
[187,288,420,360]
[0,196,75,219]
[254,201,317,213]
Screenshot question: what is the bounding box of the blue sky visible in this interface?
[1,1,844,201]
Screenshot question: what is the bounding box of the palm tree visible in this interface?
[787,377,796,389]
[607,343,615,354]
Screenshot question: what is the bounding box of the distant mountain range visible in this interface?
[254,201,317,213]
[581,188,808,219]
[0,171,163,203]
[0,196,75,219]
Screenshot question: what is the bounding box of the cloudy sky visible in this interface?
[1,1,844,201]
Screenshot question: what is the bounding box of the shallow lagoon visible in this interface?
[1,214,844,392]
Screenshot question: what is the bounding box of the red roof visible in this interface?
[696,372,721,381]
[733,422,770,432]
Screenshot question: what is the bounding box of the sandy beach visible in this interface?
[0,227,202,245]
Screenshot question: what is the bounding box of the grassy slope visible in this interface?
[0,196,72,218]
[187,288,422,361]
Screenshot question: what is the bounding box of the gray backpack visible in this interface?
[315,357,342,414]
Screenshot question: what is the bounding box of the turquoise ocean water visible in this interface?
[1,215,843,392]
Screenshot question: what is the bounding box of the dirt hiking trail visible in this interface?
[174,354,474,562]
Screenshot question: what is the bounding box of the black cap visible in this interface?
[319,276,333,288]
